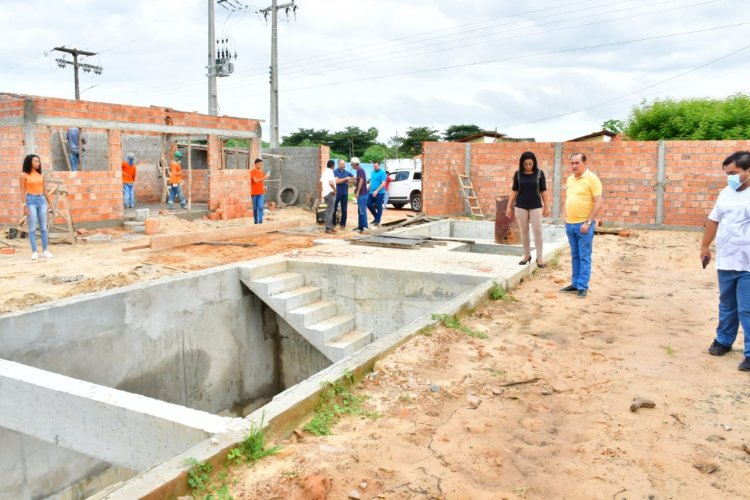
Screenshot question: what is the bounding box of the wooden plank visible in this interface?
[58,130,72,171]
[122,244,150,252]
[187,138,192,212]
[148,219,302,251]
[349,240,420,250]
[192,241,258,248]
[379,218,408,227]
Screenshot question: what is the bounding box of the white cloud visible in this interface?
[1,0,747,143]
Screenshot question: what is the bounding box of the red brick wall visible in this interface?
[662,141,750,226]
[560,142,658,226]
[52,171,123,223]
[209,169,252,211]
[423,140,750,228]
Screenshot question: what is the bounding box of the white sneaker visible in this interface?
[31,252,38,260]
[43,250,54,258]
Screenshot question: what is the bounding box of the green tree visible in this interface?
[625,95,750,140]
[330,126,379,158]
[387,134,405,158]
[361,144,387,163]
[601,119,625,134]
[401,126,440,156]
[281,128,332,147]
[443,124,482,142]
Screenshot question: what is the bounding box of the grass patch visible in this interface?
[489,281,516,301]
[431,313,489,339]
[185,458,213,493]
[485,366,506,377]
[547,256,561,269]
[226,416,280,466]
[666,345,674,357]
[304,376,379,436]
[184,416,279,498]
[418,325,435,336]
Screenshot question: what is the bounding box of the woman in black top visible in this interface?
[505,151,550,267]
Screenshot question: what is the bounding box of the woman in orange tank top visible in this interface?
[20,154,54,260]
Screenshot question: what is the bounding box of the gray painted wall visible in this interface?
[264,147,320,206]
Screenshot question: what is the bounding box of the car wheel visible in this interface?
[392,203,406,209]
[410,192,422,212]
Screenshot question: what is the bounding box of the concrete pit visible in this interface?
[0,219,568,498]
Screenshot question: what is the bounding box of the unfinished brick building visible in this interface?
[0,93,262,226]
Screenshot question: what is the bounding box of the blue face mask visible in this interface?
[728,174,745,191]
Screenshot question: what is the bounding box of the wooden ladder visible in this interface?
[456,171,485,219]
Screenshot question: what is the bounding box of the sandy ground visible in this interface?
[225,229,750,500]
[5,208,750,499]
[0,205,414,314]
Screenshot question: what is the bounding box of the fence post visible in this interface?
[553,142,563,220]
[463,143,472,216]
[656,140,666,226]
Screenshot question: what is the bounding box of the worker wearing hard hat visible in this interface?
[166,150,187,209]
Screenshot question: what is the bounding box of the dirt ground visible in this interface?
[225,229,750,500]
[4,208,750,499]
[0,205,412,314]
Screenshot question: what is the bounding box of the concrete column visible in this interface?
[463,143,472,216]
[23,99,36,155]
[656,140,666,226]
[108,129,122,171]
[0,359,236,471]
[552,142,563,220]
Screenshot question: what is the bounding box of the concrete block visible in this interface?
[134,208,150,222]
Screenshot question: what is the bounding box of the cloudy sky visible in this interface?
[2,0,748,143]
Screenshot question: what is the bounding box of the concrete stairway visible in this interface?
[240,262,372,362]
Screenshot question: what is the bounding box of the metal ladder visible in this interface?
[456,172,485,219]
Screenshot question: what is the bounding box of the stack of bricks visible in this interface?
[208,197,251,221]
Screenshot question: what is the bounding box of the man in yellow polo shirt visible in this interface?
[560,153,603,298]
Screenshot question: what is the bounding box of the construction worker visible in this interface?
[166,151,186,209]
[122,153,137,209]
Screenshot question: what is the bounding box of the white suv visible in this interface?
[387,169,422,212]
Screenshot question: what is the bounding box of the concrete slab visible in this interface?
[0,358,237,471]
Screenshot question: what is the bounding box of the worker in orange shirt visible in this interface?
[122,152,137,208]
[250,158,270,224]
[166,150,186,209]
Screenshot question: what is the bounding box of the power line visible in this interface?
[120,0,618,96]
[52,46,103,100]
[266,0,719,87]
[502,41,750,129]
[126,0,704,99]
[270,21,750,95]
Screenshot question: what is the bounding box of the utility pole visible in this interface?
[53,47,102,100]
[208,0,218,115]
[260,0,296,148]
[208,1,239,116]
